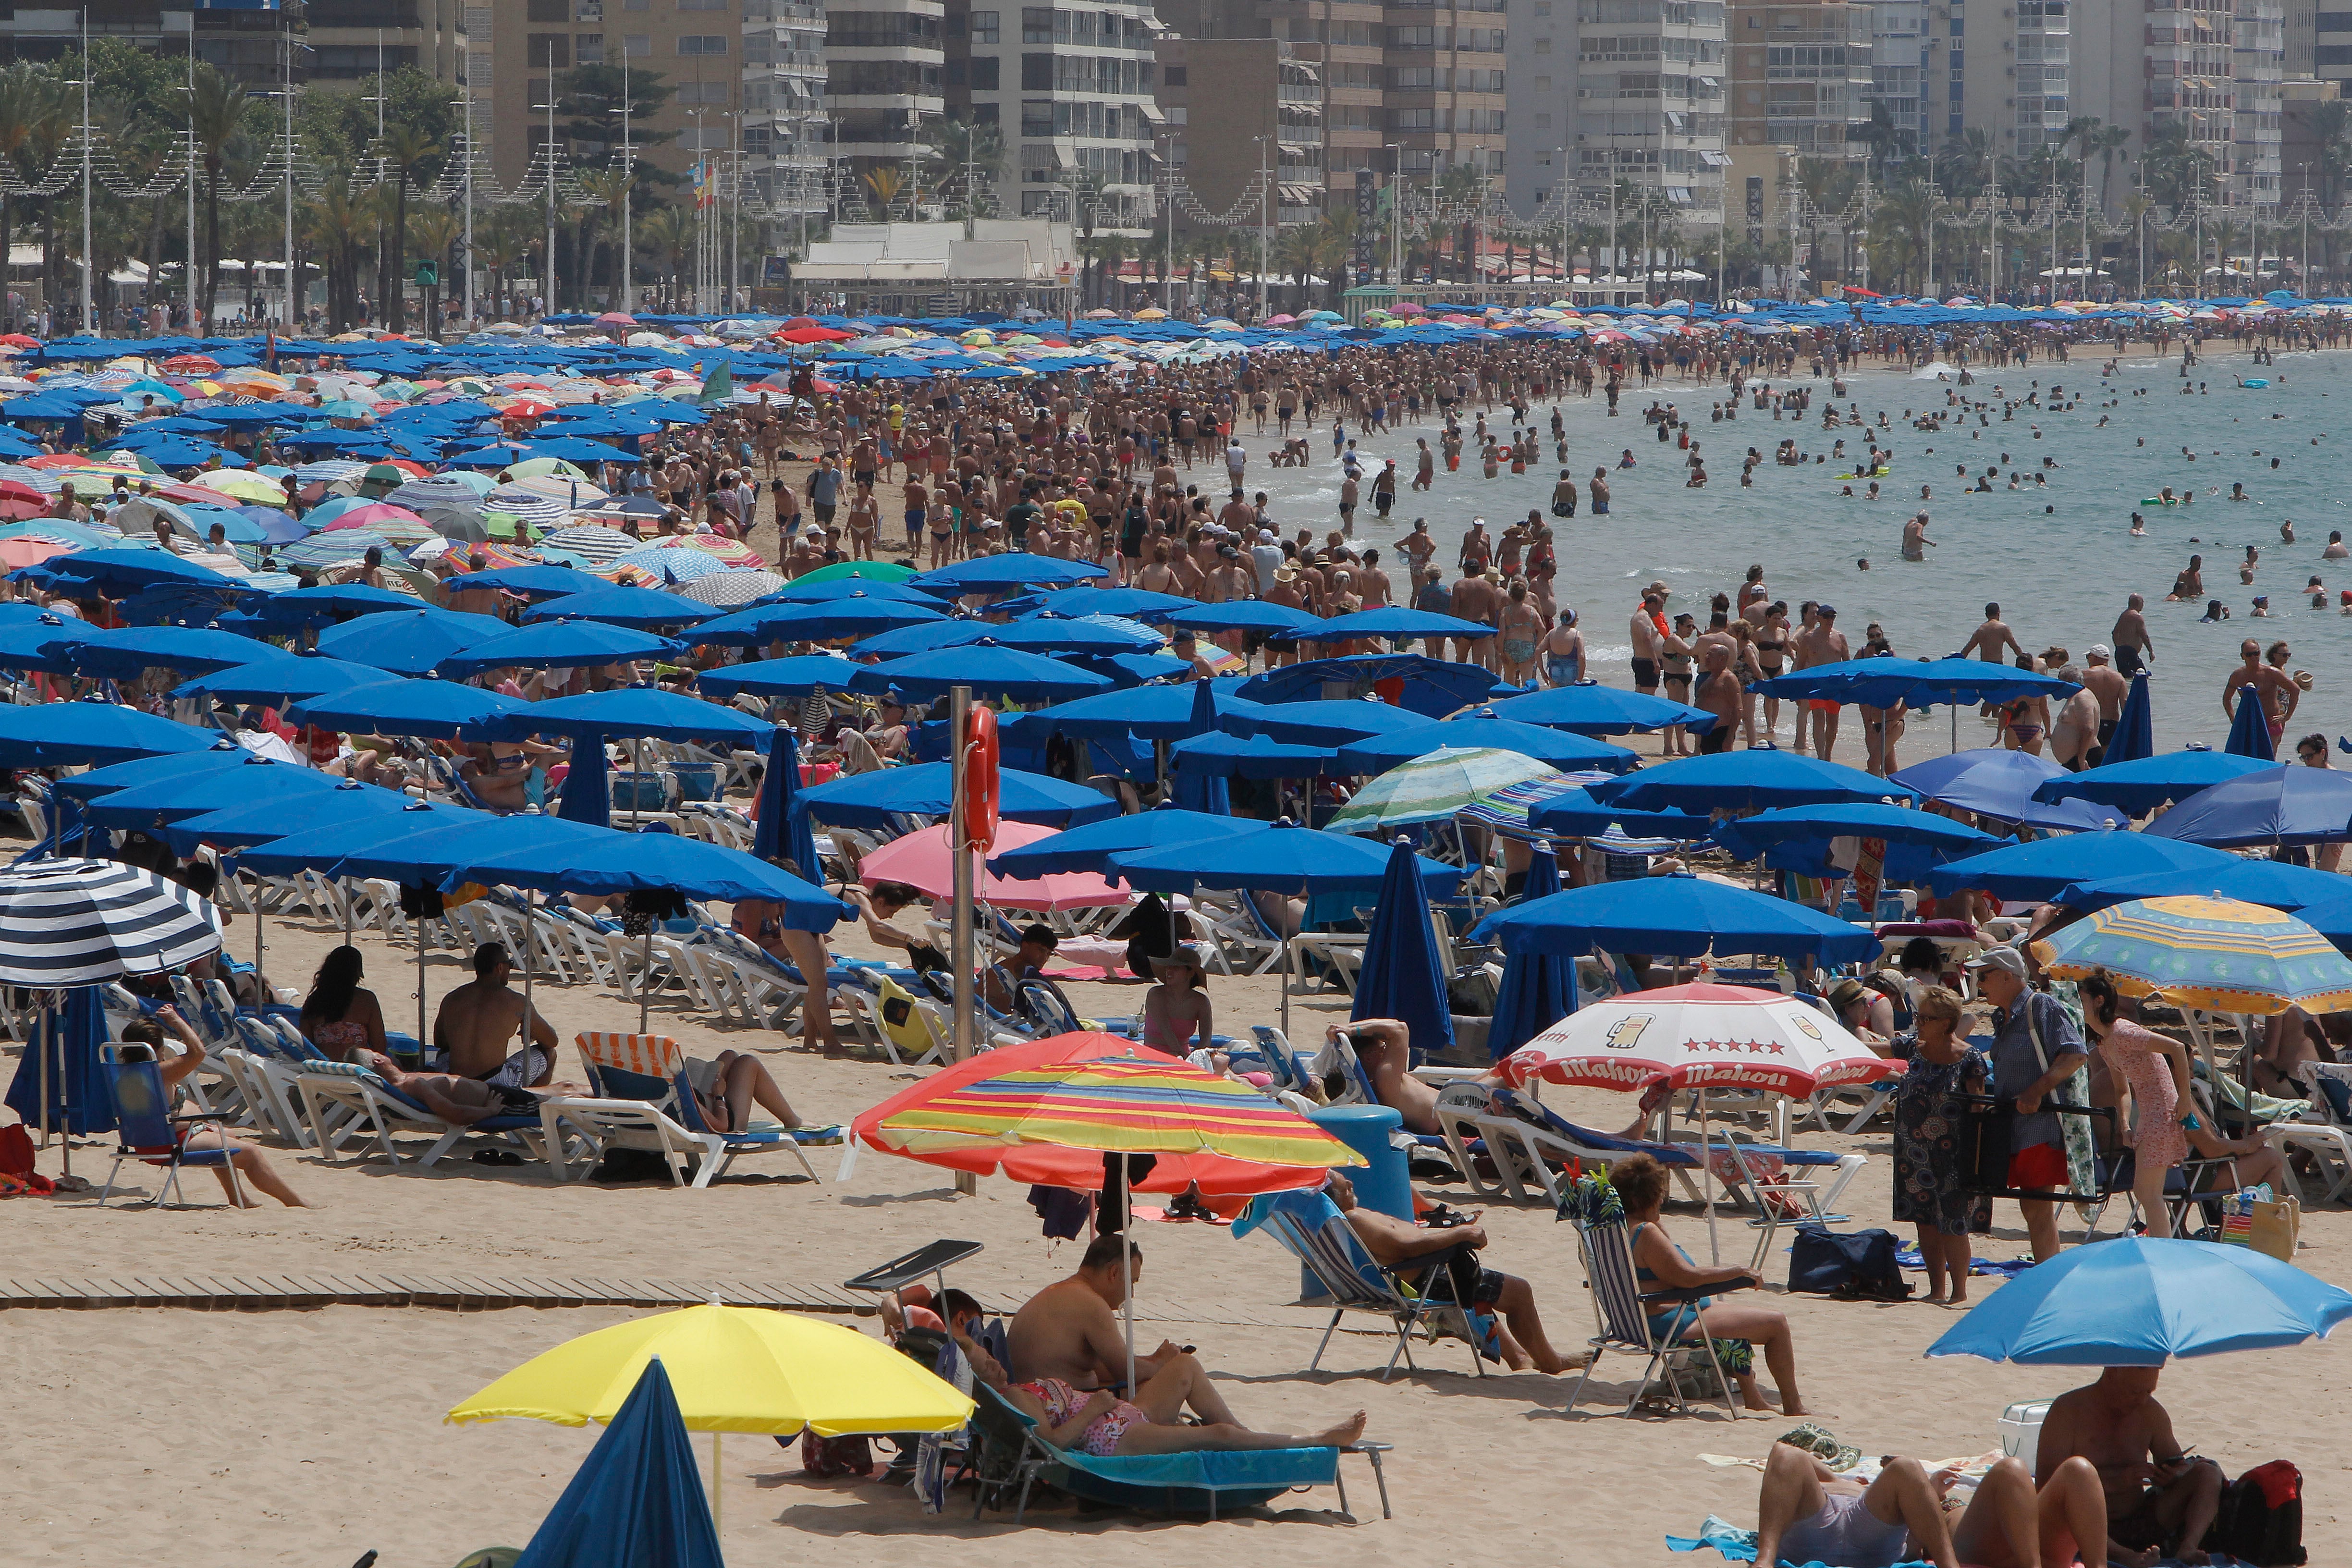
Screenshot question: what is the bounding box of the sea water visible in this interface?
[1241,350,2352,755]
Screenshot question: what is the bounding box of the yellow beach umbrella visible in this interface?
[449,1301,972,1529]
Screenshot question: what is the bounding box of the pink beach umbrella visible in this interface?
[855,821,1127,911]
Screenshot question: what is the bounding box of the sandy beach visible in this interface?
[8,867,2352,1568]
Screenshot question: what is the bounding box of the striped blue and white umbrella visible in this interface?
[484,487,575,529]
[292,459,368,485]
[679,568,784,606]
[538,524,638,564]
[0,857,223,985]
[276,530,388,568]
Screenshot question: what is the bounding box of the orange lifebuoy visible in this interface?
[961,703,1000,850]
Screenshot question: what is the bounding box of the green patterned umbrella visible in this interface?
[1324,746,1558,835]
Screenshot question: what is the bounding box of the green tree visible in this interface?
[637,203,693,299]
[184,62,245,325]
[373,123,439,332]
[555,63,678,196]
[406,207,459,334]
[921,112,1005,219]
[302,172,372,331]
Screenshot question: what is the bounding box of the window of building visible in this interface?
[1022,6,1053,41]
[576,33,605,61]
[1535,34,1550,49]
[971,7,998,39]
[973,101,999,122]
[527,32,570,64]
[678,33,726,52]
[624,32,649,52]
[679,0,727,10]
[526,0,564,19]
[1021,51,1051,88]
[678,79,730,101]
[1163,64,1187,85]
[971,56,998,87]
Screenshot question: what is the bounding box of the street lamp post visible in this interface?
[1254,133,1271,318]
[77,7,91,333]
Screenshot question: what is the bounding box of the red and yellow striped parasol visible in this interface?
[858,1033,1361,1191]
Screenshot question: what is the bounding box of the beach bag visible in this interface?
[1788,1225,1911,1299]
[870,974,938,1060]
[2205,1460,2305,1566]
[798,1429,874,1478]
[2220,1189,2301,1262]
[2025,996,2100,1200]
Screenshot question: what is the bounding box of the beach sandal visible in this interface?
[1420,1203,1478,1230]
[1164,1191,1214,1222]
[472,1148,525,1167]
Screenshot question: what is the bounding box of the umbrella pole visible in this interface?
[640,926,652,1035]
[1122,1177,1138,1399]
[1701,1087,1719,1266]
[36,997,49,1150]
[712,1430,723,1537]
[417,912,429,1058]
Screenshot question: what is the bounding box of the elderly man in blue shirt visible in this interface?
[1966,946,2088,1262]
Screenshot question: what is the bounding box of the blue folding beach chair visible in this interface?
[97,1044,245,1209]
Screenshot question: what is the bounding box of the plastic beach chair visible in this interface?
[96,1044,245,1209]
[1232,1188,1488,1381]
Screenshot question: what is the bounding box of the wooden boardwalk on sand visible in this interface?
[0,1272,1337,1329]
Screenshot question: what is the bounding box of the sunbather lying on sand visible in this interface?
[1754,1440,2107,1568]
[959,1326,1367,1458]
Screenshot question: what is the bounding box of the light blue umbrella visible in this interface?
[1467,872,1879,966]
[1351,837,1455,1059]
[1924,1237,2352,1365]
[2050,857,2352,915]
[2140,766,2352,848]
[2032,748,2277,815]
[2224,680,2277,760]
[1891,747,2128,829]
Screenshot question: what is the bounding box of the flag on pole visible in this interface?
[698,358,732,404]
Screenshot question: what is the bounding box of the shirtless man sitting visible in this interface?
[1342,1017,1451,1135]
[1754,1440,2107,1568]
[1326,1171,1574,1373]
[2037,1367,2225,1567]
[1007,1235,1237,1420]
[432,942,558,1085]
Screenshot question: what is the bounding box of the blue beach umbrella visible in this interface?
[171,655,389,706]
[986,806,1267,879]
[1025,680,1269,741]
[1168,731,1335,779]
[797,761,1121,830]
[1711,802,2006,861]
[1012,586,1197,621]
[288,678,531,739]
[522,586,717,629]
[990,615,1165,655]
[1889,747,2126,828]
[555,736,611,828]
[846,642,1110,704]
[695,656,864,701]
[2225,684,2277,760]
[839,620,994,659]
[695,594,942,645]
[1276,606,1497,648]
[82,756,342,829]
[1487,850,1577,1062]
[0,613,95,674]
[1925,1236,2352,1365]
[520,686,773,746]
[2051,856,2352,915]
[1467,873,1880,966]
[2107,670,2156,764]
[510,1359,723,1568]
[1926,831,2237,902]
[1166,601,1321,637]
[52,743,250,801]
[38,546,245,595]
[316,607,514,675]
[436,620,684,677]
[1337,712,1639,775]
[450,564,601,600]
[1107,822,1465,898]
[767,576,945,607]
[1526,785,1718,843]
[2033,748,2277,816]
[915,554,1108,591]
[163,778,430,854]
[0,987,109,1138]
[1595,750,1916,813]
[65,625,270,678]
[0,701,218,768]
[752,727,819,878]
[441,829,850,917]
[1485,683,1714,735]
[246,583,432,627]
[1225,698,1428,747]
[2140,765,2352,847]
[1351,837,1456,1059]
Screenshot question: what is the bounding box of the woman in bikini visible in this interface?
[2000,654,2049,754]
[1750,600,1790,745]
[1140,946,1214,1056]
[298,944,389,1062]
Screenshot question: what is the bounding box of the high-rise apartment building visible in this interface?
[1500,0,1569,212]
[943,0,1163,223]
[1155,35,1325,226]
[2236,0,2285,205]
[309,0,466,86]
[483,0,743,195]
[824,0,941,202]
[1864,0,1924,154]
[1728,0,1872,159]
[1573,0,1728,235]
[740,0,825,215]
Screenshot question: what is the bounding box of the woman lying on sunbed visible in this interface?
[955,1329,1367,1458]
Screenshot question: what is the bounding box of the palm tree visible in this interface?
[637,204,693,300]
[184,62,245,327]
[301,172,372,331]
[863,164,904,220]
[405,208,459,336]
[1869,177,1942,294]
[922,113,1006,220]
[374,123,440,332]
[2086,124,2133,217]
[578,165,634,304]
[474,205,532,319]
